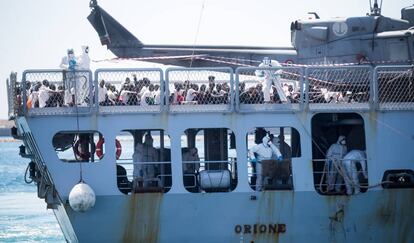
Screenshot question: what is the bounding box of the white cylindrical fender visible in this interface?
[68,182,96,212]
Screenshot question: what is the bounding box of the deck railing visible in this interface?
[235,66,304,112]
[6,72,20,118]
[165,67,234,113]
[21,69,93,116]
[375,65,414,110]
[117,160,172,193]
[305,66,372,111]
[312,158,368,195]
[95,68,164,114]
[8,65,414,117]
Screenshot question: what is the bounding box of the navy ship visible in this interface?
[6,1,414,242]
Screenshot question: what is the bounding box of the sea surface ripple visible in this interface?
[0,139,65,242]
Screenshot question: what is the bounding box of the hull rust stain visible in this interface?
[252,191,290,243]
[123,192,163,243]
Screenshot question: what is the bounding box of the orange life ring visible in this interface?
[96,138,105,159]
[96,138,122,159]
[73,139,90,161]
[115,139,122,159]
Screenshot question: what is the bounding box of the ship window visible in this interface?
[388,39,409,61]
[311,113,368,196]
[180,128,237,193]
[247,127,299,191]
[53,131,103,163]
[115,129,171,194]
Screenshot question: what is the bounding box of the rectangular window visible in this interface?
[116,129,171,194]
[53,131,102,163]
[181,128,237,193]
[246,127,300,191]
[312,113,368,196]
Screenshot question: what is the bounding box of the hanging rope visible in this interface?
[72,71,83,183]
[189,0,207,68]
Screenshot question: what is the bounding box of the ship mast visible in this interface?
[369,0,383,16]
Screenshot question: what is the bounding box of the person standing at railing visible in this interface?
[45,84,60,107]
[59,46,91,107]
[255,57,287,103]
[248,134,283,191]
[325,135,348,193]
[60,48,77,106]
[119,84,133,105]
[106,85,118,105]
[153,84,161,105]
[38,79,53,108]
[140,84,155,106]
[76,46,91,106]
[185,84,199,102]
[27,82,40,109]
[97,79,107,106]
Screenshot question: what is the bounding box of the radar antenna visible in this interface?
[369,0,383,16]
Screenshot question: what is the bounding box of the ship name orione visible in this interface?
[234,224,286,234]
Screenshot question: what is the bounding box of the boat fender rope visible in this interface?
[24,162,34,184]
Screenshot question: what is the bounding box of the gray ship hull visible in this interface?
[55,190,414,243]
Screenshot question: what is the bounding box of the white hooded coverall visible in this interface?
[326,136,347,192]
[340,150,367,195]
[249,135,282,191]
[132,134,159,187]
[255,58,287,103]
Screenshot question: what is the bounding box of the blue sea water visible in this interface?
[0,139,65,242]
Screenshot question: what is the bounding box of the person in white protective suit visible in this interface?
[339,150,368,195]
[325,135,348,192]
[248,134,283,191]
[75,46,91,106]
[254,57,287,103]
[78,46,90,70]
[60,49,78,106]
[60,48,77,71]
[132,133,160,189]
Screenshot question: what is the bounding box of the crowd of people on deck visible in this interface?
[25,79,66,108]
[169,75,230,105]
[21,50,365,110]
[97,76,161,106]
[23,76,302,109]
